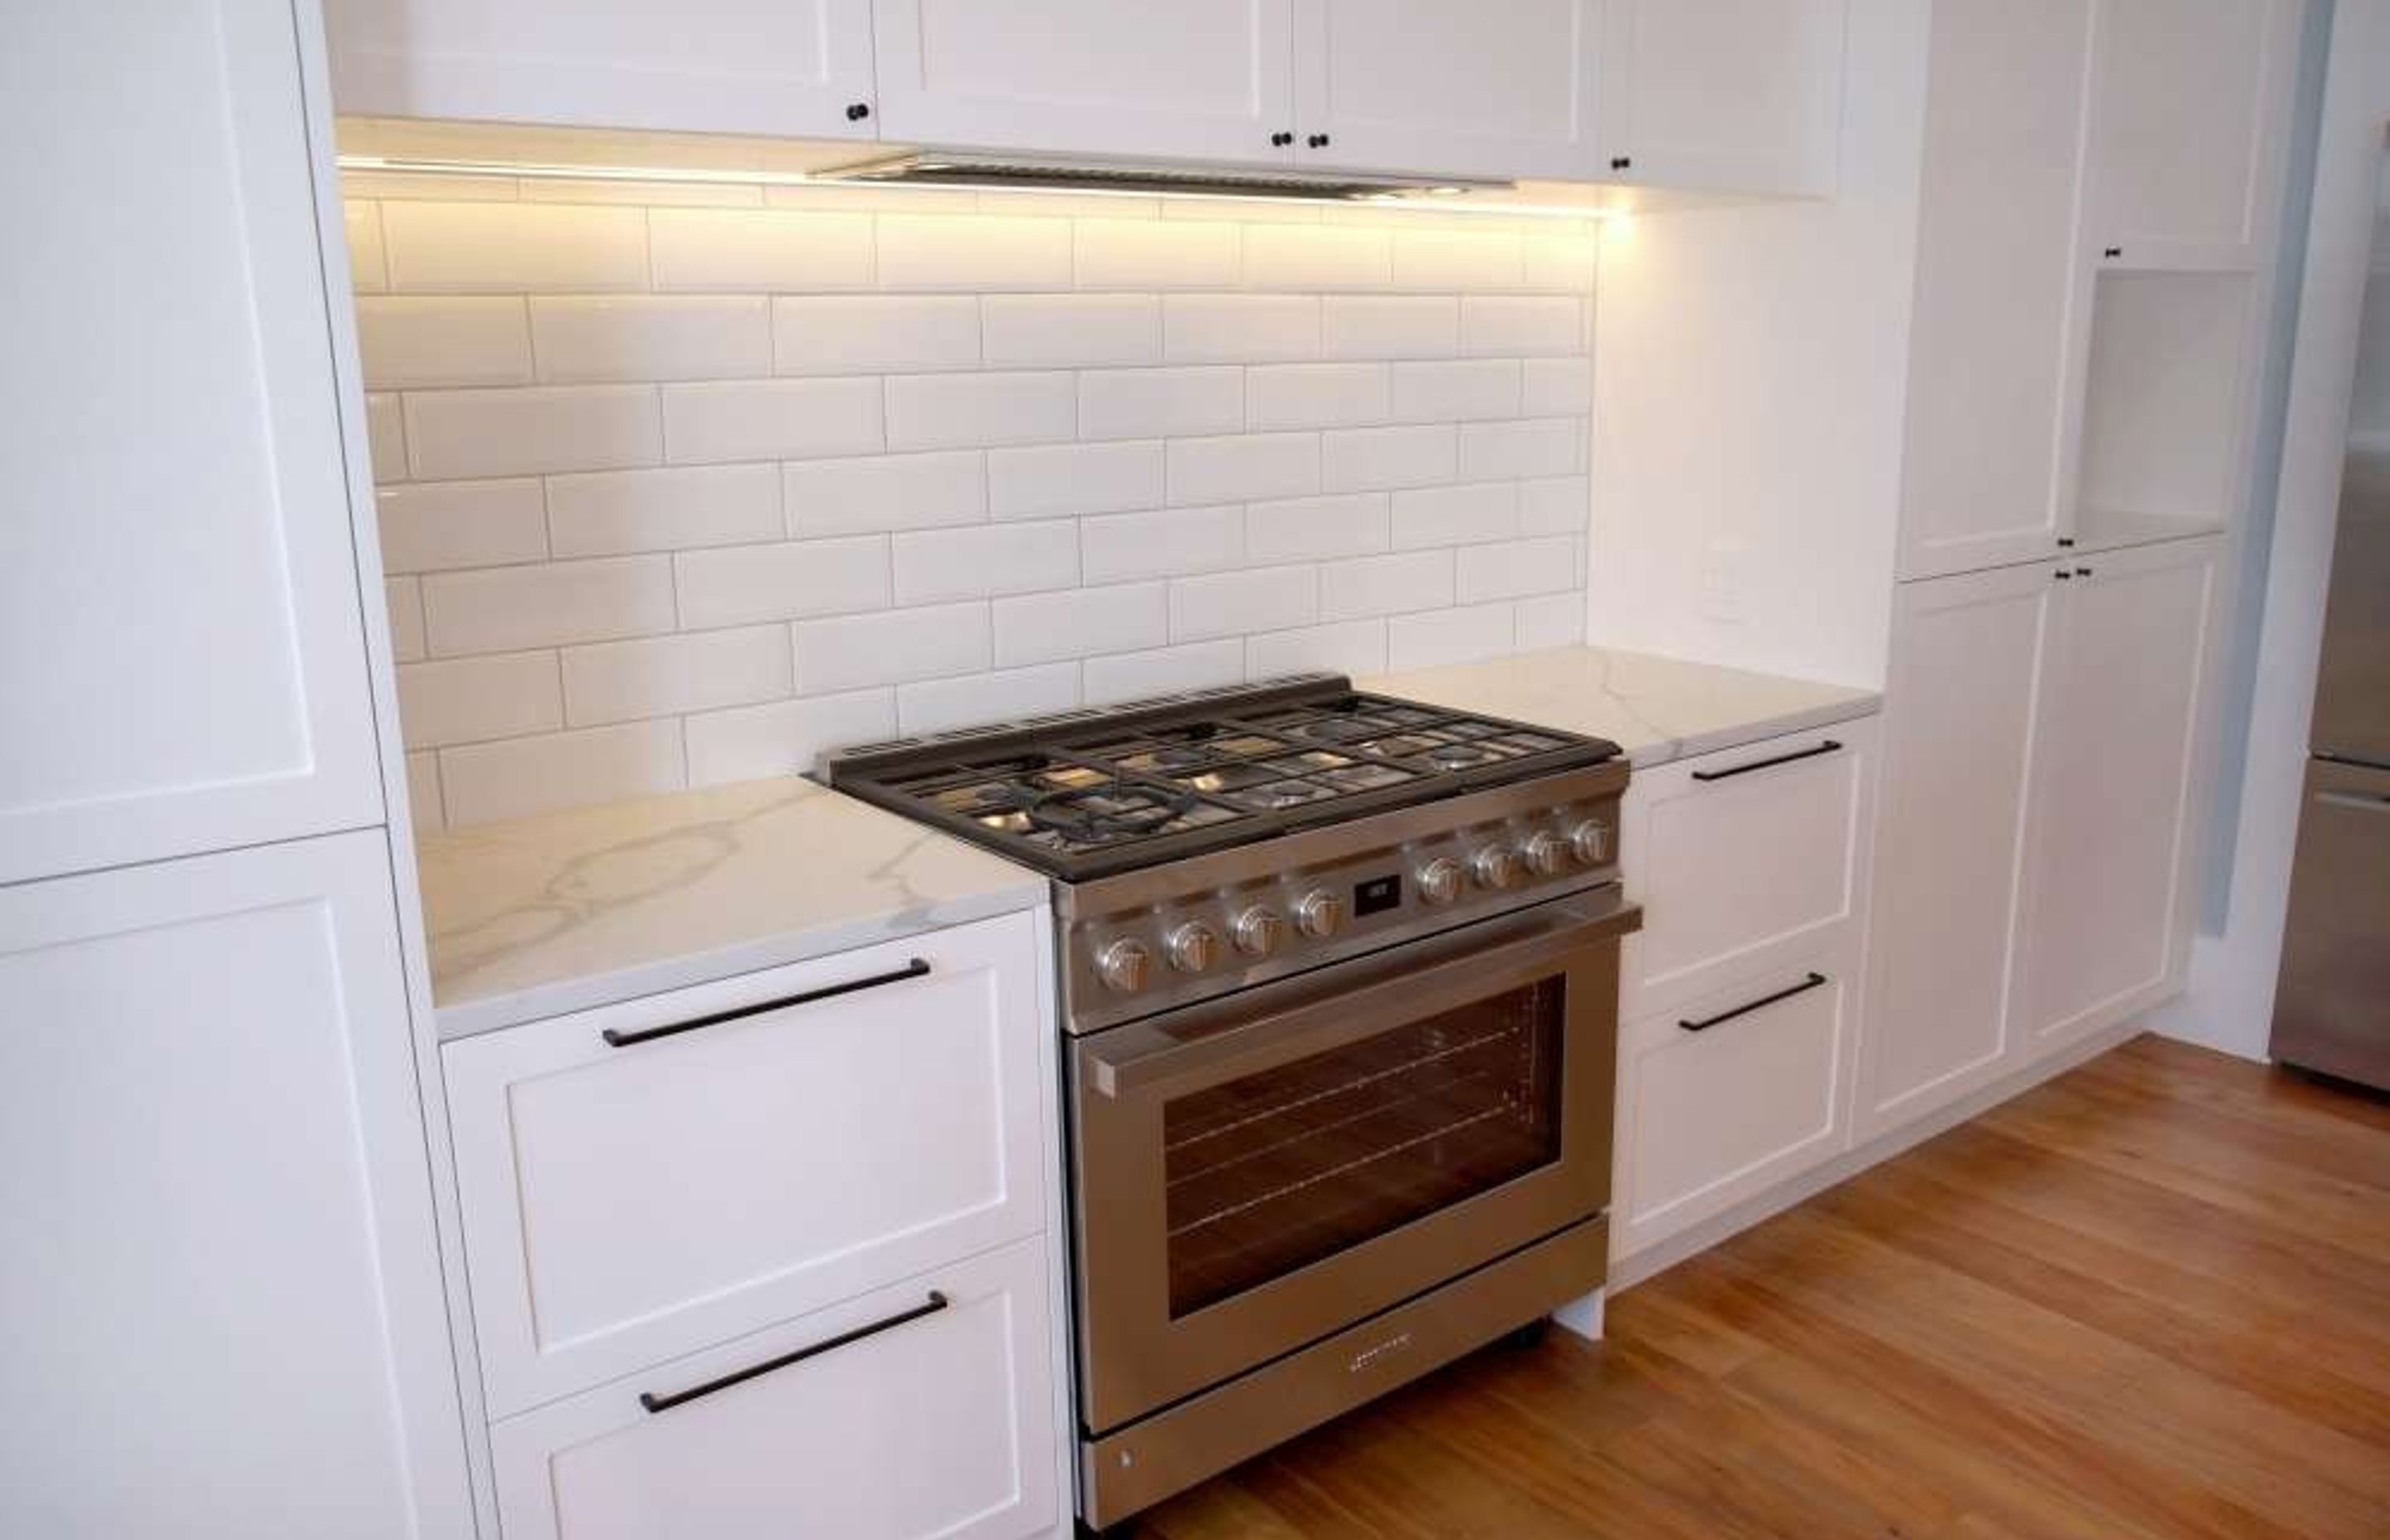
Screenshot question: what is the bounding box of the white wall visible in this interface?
[1583,0,1928,689]
[2155,0,2390,1060]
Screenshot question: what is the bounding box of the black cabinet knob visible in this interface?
[846,101,871,121]
[1271,130,1293,146]
[1307,133,1330,148]
[1611,156,1632,171]
[2103,246,2123,258]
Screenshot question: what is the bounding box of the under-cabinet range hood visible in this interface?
[814,147,1513,202]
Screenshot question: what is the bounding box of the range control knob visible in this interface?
[1524,831,1572,876]
[1165,921,1220,974]
[1232,905,1285,958]
[1569,818,1614,866]
[1294,888,1347,939]
[1417,856,1466,905]
[1096,938,1153,994]
[1472,844,1523,891]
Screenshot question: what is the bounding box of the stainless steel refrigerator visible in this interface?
[2270,182,2390,1088]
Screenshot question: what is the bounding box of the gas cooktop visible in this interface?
[819,674,1621,881]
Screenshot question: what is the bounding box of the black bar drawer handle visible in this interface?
[637,1291,949,1415]
[1680,972,1829,1033]
[601,958,931,1048]
[1690,739,1842,783]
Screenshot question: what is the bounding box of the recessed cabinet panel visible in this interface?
[324,0,879,139]
[1,0,381,884]
[2073,270,2256,548]
[1295,0,1602,179]
[1599,0,1845,196]
[872,0,1295,163]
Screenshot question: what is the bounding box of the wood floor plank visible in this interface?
[1138,1036,2390,1540]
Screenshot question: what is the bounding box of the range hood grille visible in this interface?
[815,149,1512,202]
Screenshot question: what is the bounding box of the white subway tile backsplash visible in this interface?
[520,177,763,208]
[440,719,686,826]
[1392,228,1523,291]
[893,520,1078,603]
[649,208,872,291]
[561,625,793,726]
[386,577,426,662]
[365,392,406,480]
[1321,424,1457,492]
[1458,417,1583,480]
[345,170,521,202]
[405,751,443,831]
[885,371,1076,450]
[1169,565,1316,641]
[982,295,1160,366]
[1461,296,1583,358]
[1520,356,1593,417]
[376,479,548,573]
[773,295,981,374]
[1321,296,1459,360]
[1246,619,1389,679]
[1167,432,1320,506]
[1390,359,1522,423]
[784,451,985,538]
[796,602,991,694]
[1245,493,1389,564]
[1244,225,1392,290]
[547,465,783,557]
[530,295,771,383]
[1085,640,1244,704]
[357,296,531,388]
[344,202,387,294]
[897,663,1080,734]
[1457,535,1579,602]
[876,214,1071,290]
[988,441,1164,520]
[661,378,883,465]
[1393,482,1520,548]
[1082,505,1245,582]
[1319,549,1455,621]
[397,651,563,748]
[1079,367,1243,441]
[422,555,676,655]
[1075,221,1240,289]
[1522,230,1599,292]
[1387,602,1517,670]
[675,537,889,627]
[1163,295,1321,363]
[1518,475,1589,536]
[1246,363,1390,430]
[1514,592,1587,650]
[768,183,978,216]
[406,385,661,479]
[382,202,647,292]
[684,688,898,786]
[994,583,1168,668]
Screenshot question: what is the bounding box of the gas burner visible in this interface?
[1426,741,1503,769]
[1021,784,1203,847]
[1231,779,1338,811]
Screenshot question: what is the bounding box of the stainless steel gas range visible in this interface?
[824,675,1641,1531]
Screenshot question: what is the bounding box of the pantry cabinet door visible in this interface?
[2017,536,2218,1058]
[872,0,1295,165]
[1896,0,2098,580]
[1293,0,1604,180]
[0,0,383,886]
[324,0,879,139]
[1598,0,1845,196]
[1856,563,2057,1143]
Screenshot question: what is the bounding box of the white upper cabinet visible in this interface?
[872,0,1295,164]
[0,0,382,887]
[324,0,880,139]
[2085,0,2302,266]
[1598,0,1845,196]
[1896,0,2097,582]
[1292,0,1604,180]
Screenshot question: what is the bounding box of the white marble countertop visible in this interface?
[1365,645,1880,768]
[415,776,1046,1039]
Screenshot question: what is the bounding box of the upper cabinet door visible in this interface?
[324,0,880,139]
[1896,0,2097,582]
[1291,0,1603,181]
[1598,0,1846,196]
[872,0,1295,164]
[0,0,382,887]
[2085,0,2302,266]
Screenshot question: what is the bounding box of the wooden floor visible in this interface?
[1139,1035,2390,1540]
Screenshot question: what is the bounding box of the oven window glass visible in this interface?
[1161,977,1566,1316]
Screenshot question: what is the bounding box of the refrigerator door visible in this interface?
[2270,758,2390,1089]
[2310,445,2390,767]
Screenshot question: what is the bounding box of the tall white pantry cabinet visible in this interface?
[0,2,470,1538]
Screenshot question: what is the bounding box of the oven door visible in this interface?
[1069,889,1640,1435]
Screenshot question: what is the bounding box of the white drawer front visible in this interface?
[446,909,1049,1416]
[1621,719,1877,1021]
[1612,942,1858,1258]
[492,1236,1060,1540]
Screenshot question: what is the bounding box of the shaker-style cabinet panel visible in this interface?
[324,0,880,139]
[1,0,383,886]
[1598,0,1845,197]
[871,0,1296,165]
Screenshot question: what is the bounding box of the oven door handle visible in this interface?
[1085,894,1641,1099]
